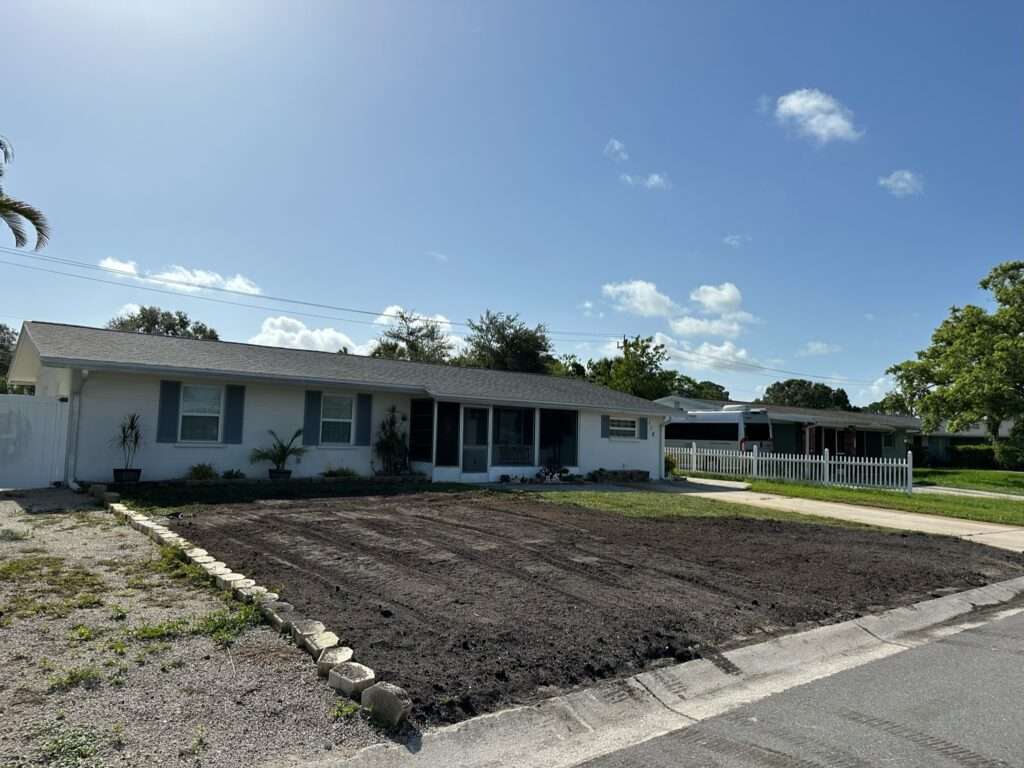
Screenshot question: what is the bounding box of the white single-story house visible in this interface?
[5,322,675,487]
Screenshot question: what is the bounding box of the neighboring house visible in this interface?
[656,396,920,459]
[6,322,674,486]
[920,419,1015,464]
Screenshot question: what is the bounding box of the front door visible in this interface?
[462,407,489,474]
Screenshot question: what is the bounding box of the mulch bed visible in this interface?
[168,491,1024,725]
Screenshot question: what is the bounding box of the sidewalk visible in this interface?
[671,481,1024,553]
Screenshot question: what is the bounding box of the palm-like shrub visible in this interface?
[249,429,306,471]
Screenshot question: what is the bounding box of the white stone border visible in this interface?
[103,496,412,729]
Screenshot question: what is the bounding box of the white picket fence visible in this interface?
[667,443,913,493]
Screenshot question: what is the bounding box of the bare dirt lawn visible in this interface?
[167,490,1024,726]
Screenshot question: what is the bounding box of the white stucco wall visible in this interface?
[577,410,664,478]
[66,369,667,484]
[72,371,412,482]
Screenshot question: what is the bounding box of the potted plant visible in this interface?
[249,428,306,480]
[112,413,143,483]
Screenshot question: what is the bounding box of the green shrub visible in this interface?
[664,452,678,476]
[187,463,219,481]
[948,444,997,469]
[322,466,360,479]
[994,441,1024,470]
[222,469,246,480]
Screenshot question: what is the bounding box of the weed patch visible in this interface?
[0,527,30,541]
[38,723,106,768]
[192,603,260,647]
[332,700,361,720]
[129,619,189,641]
[47,666,103,693]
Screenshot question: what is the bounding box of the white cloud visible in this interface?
[620,172,672,190]
[690,282,743,315]
[797,341,842,357]
[669,315,743,339]
[115,303,141,318]
[149,265,262,295]
[775,88,863,144]
[428,251,449,263]
[722,234,750,248]
[603,138,629,161]
[656,332,754,372]
[878,169,923,197]
[602,280,679,317]
[248,316,370,354]
[578,300,603,319]
[98,257,260,295]
[853,375,894,406]
[100,257,139,276]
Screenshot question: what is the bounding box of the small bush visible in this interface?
[222,469,246,480]
[994,441,1024,471]
[322,466,360,479]
[187,463,219,481]
[664,452,678,476]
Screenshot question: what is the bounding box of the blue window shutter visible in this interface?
[355,393,373,446]
[601,415,610,438]
[223,385,246,444]
[156,381,181,443]
[303,391,322,446]
[638,417,648,440]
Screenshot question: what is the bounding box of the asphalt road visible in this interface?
[580,609,1024,768]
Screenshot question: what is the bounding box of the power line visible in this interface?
[0,251,877,384]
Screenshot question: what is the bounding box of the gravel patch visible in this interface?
[0,492,384,768]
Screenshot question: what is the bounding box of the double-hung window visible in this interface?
[179,385,223,442]
[608,417,638,439]
[321,394,354,444]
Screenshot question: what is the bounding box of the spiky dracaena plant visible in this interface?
[115,414,143,470]
[0,136,49,250]
[249,429,306,471]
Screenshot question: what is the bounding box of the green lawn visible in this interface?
[536,490,868,528]
[746,480,1024,527]
[914,468,1024,496]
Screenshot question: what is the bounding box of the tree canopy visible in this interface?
[107,306,219,340]
[756,378,853,411]
[862,391,914,416]
[585,336,680,400]
[371,309,453,363]
[889,261,1024,439]
[458,311,554,373]
[675,375,730,401]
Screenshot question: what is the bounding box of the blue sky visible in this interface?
[3,0,1021,404]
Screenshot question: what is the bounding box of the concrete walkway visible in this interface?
[668,481,1024,553]
[915,484,1024,501]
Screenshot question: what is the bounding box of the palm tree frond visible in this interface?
[0,208,28,248]
[0,195,50,249]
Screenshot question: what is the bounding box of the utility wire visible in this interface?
[0,250,876,384]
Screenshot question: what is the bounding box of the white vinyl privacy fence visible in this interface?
[667,443,913,493]
[0,395,69,490]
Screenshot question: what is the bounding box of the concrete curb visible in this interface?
[317,576,1024,768]
[103,499,411,729]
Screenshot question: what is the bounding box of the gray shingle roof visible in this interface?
[23,322,675,415]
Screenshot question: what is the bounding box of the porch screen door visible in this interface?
[462,407,489,473]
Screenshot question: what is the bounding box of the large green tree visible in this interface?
[757,378,853,411]
[0,136,49,249]
[107,306,219,340]
[458,311,554,373]
[675,375,730,401]
[586,336,680,400]
[862,390,914,416]
[371,309,453,363]
[889,261,1024,439]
